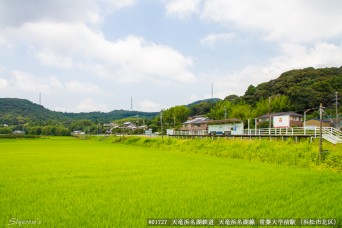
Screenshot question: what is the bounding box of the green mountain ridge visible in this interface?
[1,66,341,126]
[0,98,157,125]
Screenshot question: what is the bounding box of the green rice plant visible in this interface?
[115,136,342,172]
[0,137,341,227]
[0,134,40,139]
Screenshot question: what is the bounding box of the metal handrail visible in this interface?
[243,127,319,136]
[170,127,342,143]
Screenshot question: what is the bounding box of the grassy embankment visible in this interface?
[117,136,342,173]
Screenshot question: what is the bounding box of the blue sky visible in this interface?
[1,0,342,112]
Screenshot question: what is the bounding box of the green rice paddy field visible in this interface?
[0,137,341,227]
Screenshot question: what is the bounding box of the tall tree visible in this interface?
[162,106,190,129]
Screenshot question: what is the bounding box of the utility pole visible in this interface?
[336,91,339,129]
[304,108,311,135]
[224,106,227,120]
[248,119,250,135]
[130,96,133,111]
[160,110,164,142]
[268,96,271,134]
[97,124,99,141]
[319,103,323,155]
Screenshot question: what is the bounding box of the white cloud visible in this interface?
[66,80,100,94]
[5,22,195,84]
[0,0,99,27]
[0,78,8,89]
[214,42,342,97]
[197,0,342,98]
[76,97,109,112]
[165,0,200,19]
[10,71,65,95]
[276,42,342,67]
[0,0,136,28]
[12,71,50,93]
[189,94,198,101]
[0,35,5,45]
[48,76,64,89]
[200,32,237,48]
[104,0,136,11]
[137,100,162,112]
[183,94,201,104]
[201,0,342,43]
[36,50,73,68]
[2,0,341,113]
[114,36,196,83]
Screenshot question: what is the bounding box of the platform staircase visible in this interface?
[322,127,342,144]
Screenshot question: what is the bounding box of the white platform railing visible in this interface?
[172,130,208,136]
[243,127,318,136]
[170,127,342,144]
[322,127,342,144]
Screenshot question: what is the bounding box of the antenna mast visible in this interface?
[130,96,133,111]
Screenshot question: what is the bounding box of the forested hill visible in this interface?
[242,67,342,110]
[187,98,221,116]
[0,98,157,125]
[1,67,342,125]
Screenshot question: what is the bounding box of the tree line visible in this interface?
[1,66,341,134]
[150,67,342,131]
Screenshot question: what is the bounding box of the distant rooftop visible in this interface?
[184,117,209,124]
[184,117,242,125]
[258,112,303,119]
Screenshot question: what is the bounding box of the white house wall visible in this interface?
[273,115,290,128]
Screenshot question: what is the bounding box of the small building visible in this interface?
[304,119,331,128]
[145,129,153,136]
[179,117,244,135]
[166,129,174,135]
[138,125,148,130]
[72,130,85,135]
[207,119,244,135]
[103,123,115,127]
[13,130,25,134]
[180,116,209,135]
[257,112,304,128]
[121,122,136,130]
